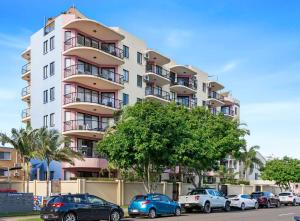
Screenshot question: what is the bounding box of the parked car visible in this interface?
[279,192,300,206]
[128,193,181,218]
[40,193,124,221]
[251,191,280,208]
[228,194,259,210]
[178,188,231,213]
[295,216,300,221]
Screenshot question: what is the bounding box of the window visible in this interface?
[202,100,206,106]
[43,115,48,128]
[202,83,206,92]
[50,62,55,76]
[137,75,143,87]
[64,31,71,41]
[137,52,143,64]
[0,168,8,176]
[43,90,48,103]
[87,195,105,205]
[50,87,55,101]
[123,69,129,82]
[123,93,129,105]
[43,40,48,54]
[0,152,11,160]
[123,45,129,58]
[137,98,142,102]
[50,36,55,50]
[50,113,55,127]
[43,65,48,79]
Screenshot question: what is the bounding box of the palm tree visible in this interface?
[34,128,83,196]
[0,125,37,192]
[239,145,263,181]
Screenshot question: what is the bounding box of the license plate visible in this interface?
[185,203,189,207]
[132,209,138,213]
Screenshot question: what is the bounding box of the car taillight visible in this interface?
[142,200,150,205]
[289,196,293,198]
[52,202,64,208]
[195,196,200,200]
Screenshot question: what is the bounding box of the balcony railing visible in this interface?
[208,91,224,100]
[210,108,217,115]
[175,97,197,108]
[64,92,122,109]
[21,85,30,97]
[63,120,105,132]
[172,78,197,90]
[221,107,235,116]
[145,86,170,101]
[64,37,124,59]
[146,64,170,80]
[22,108,30,119]
[22,63,31,75]
[71,146,100,158]
[64,64,124,85]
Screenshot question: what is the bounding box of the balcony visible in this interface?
[21,47,31,61]
[145,86,171,103]
[21,85,31,101]
[175,97,197,108]
[208,80,224,92]
[145,50,170,65]
[170,79,197,94]
[63,37,124,66]
[221,107,235,118]
[207,91,225,107]
[21,108,30,123]
[64,64,124,90]
[61,157,108,169]
[63,120,105,139]
[21,63,31,81]
[145,64,170,86]
[63,92,122,115]
[170,65,197,76]
[63,19,124,41]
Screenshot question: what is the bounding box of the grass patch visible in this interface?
[16,218,41,221]
[0,211,40,218]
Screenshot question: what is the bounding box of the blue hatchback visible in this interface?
[128,193,181,218]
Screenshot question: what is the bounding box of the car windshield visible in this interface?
[188,189,207,195]
[133,195,147,201]
[279,193,291,196]
[251,192,263,198]
[46,196,62,205]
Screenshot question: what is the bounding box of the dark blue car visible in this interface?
[128,193,181,218]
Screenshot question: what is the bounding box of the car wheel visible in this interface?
[254,202,259,209]
[267,201,271,208]
[175,207,181,216]
[63,213,76,221]
[293,200,297,206]
[224,201,231,212]
[110,210,120,221]
[203,202,211,213]
[148,208,156,219]
[276,201,281,208]
[241,202,245,211]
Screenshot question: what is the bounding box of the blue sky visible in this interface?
[0,0,299,158]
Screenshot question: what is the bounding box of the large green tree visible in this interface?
[97,101,189,193]
[34,128,83,196]
[0,125,37,192]
[261,157,300,191]
[177,107,248,187]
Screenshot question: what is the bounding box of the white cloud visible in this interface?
[0,89,18,100]
[0,33,29,50]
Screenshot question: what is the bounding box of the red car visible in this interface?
[251,192,280,208]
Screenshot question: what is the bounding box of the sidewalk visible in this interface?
[0,215,40,221]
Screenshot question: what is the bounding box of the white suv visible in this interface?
[279,192,300,206]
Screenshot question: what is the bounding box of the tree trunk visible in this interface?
[26,162,30,193]
[46,163,50,196]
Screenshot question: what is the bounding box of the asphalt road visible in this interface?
[126,206,300,221]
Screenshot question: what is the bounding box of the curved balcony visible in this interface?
[170,65,197,76]
[61,157,108,169]
[221,107,235,118]
[63,120,105,139]
[63,92,122,115]
[64,64,124,90]
[21,47,31,61]
[22,108,31,123]
[145,86,170,103]
[206,91,225,107]
[170,79,197,94]
[175,97,197,109]
[145,64,170,86]
[21,85,31,101]
[64,37,124,66]
[208,80,224,92]
[145,49,170,65]
[63,19,124,41]
[21,63,31,81]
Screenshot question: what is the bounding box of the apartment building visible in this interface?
[0,147,23,181]
[20,7,240,180]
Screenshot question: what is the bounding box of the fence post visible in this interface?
[177,182,182,196]
[34,180,37,196]
[162,182,167,195]
[117,180,124,206]
[241,184,245,194]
